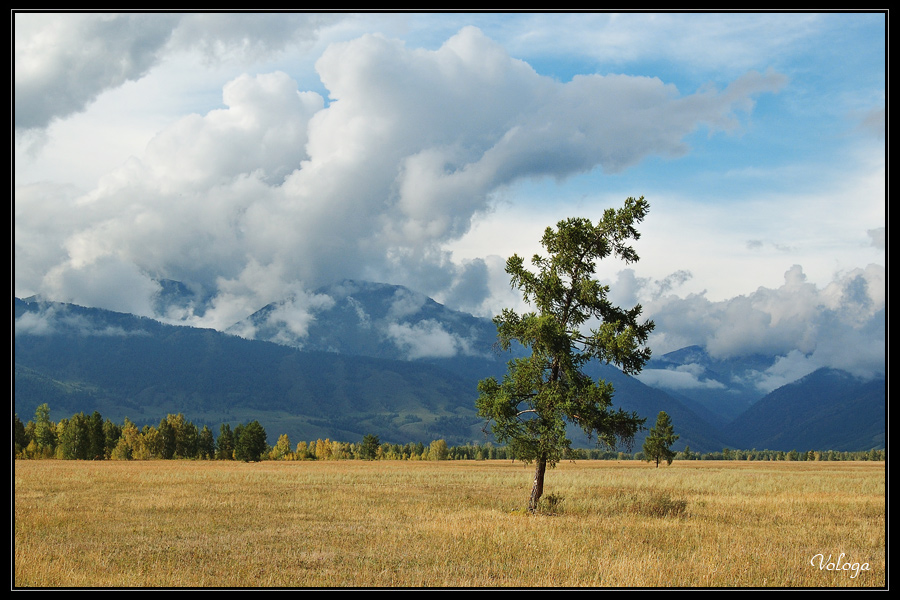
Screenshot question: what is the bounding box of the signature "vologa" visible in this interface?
[809,553,870,578]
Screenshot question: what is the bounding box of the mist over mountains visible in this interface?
[228,280,500,364]
[641,345,781,425]
[14,280,885,453]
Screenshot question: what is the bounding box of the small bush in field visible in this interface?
[538,492,564,515]
[627,491,688,518]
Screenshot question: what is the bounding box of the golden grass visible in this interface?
[14,459,885,588]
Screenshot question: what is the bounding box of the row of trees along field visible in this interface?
[12,405,458,462]
[14,404,268,462]
[14,403,885,463]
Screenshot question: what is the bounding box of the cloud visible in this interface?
[15,302,150,338]
[744,350,820,393]
[385,320,466,360]
[438,258,491,316]
[13,13,336,133]
[644,263,885,382]
[15,14,179,131]
[509,13,824,75]
[605,268,694,309]
[249,288,337,347]
[638,365,726,391]
[867,227,885,250]
[41,255,162,318]
[142,71,324,189]
[167,13,335,63]
[16,26,788,329]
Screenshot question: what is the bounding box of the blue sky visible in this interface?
[14,12,885,390]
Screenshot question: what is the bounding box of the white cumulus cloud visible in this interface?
[16,26,788,330]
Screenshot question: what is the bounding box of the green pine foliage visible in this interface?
[198,425,216,459]
[643,411,679,467]
[217,424,235,460]
[233,421,268,462]
[358,434,380,460]
[476,197,654,512]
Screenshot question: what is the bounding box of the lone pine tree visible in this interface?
[643,411,679,467]
[477,196,654,513]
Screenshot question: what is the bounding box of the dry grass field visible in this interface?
[14,459,885,588]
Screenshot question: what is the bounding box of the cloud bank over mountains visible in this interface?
[17,25,785,321]
[636,263,885,391]
[15,14,884,390]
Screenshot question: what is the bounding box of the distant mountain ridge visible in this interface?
[723,368,885,452]
[14,294,724,451]
[14,297,482,446]
[14,281,886,452]
[642,345,777,424]
[228,279,500,363]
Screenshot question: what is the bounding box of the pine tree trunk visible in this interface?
[528,456,547,513]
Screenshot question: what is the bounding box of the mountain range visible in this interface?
[13,280,885,453]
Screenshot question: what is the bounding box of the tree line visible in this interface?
[14,404,269,462]
[13,405,459,463]
[14,404,884,463]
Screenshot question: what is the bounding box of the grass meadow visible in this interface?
[14,459,885,588]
